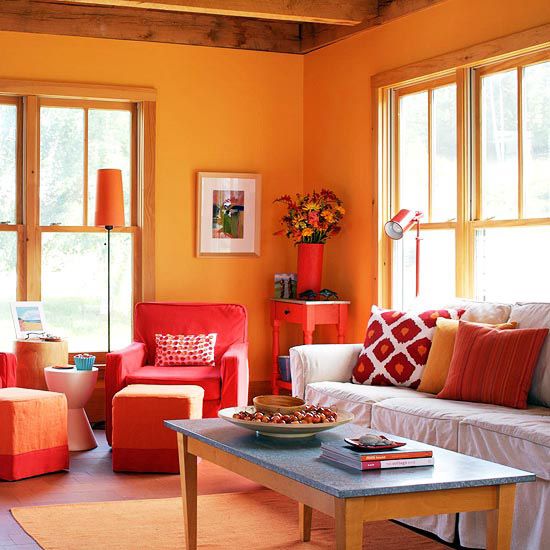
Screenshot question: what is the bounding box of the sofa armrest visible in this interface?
[0,352,17,388]
[105,342,147,445]
[220,342,249,409]
[290,344,362,399]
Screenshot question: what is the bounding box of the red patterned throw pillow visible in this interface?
[155,333,217,367]
[352,306,464,388]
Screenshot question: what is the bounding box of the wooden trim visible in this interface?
[395,74,456,95]
[49,0,378,26]
[471,217,550,229]
[138,101,156,301]
[517,66,524,220]
[39,97,136,110]
[39,225,136,233]
[372,24,550,89]
[475,49,550,77]
[83,108,89,226]
[0,0,301,54]
[301,0,449,53]
[23,96,40,301]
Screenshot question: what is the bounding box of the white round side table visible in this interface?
[44,366,99,451]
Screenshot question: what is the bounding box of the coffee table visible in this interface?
[165,419,535,550]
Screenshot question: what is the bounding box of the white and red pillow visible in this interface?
[155,333,217,367]
[352,306,464,388]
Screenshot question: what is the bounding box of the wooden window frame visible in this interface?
[0,80,156,362]
[373,24,550,308]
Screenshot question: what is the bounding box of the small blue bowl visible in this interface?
[74,355,95,371]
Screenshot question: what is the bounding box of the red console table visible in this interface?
[270,299,350,394]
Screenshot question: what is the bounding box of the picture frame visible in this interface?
[197,172,261,256]
[10,301,48,340]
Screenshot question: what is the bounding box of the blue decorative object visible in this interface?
[277,355,291,382]
[74,355,95,371]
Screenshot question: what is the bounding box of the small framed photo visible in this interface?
[197,172,261,256]
[11,302,48,339]
[274,273,297,299]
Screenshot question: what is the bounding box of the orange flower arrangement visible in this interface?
[274,189,345,244]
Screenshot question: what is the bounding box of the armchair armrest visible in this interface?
[220,342,249,409]
[290,344,362,399]
[0,352,17,388]
[105,342,147,445]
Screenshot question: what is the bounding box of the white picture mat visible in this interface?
[197,172,261,256]
[10,301,48,339]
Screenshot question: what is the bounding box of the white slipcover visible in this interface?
[370,398,549,544]
[290,344,362,399]
[509,302,550,407]
[458,413,550,550]
[304,381,433,427]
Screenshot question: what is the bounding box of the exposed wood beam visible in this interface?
[301,0,450,53]
[0,0,301,53]
[47,0,379,26]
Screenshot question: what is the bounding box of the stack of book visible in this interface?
[320,441,434,471]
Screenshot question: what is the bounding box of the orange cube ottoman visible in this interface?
[112,384,204,473]
[0,388,69,481]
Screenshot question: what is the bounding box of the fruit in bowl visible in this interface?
[233,404,338,425]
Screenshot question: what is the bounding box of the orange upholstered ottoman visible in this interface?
[112,384,204,473]
[0,388,69,481]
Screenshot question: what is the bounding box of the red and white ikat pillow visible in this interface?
[352,306,464,388]
[155,333,217,367]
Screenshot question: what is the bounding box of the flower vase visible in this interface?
[297,243,324,296]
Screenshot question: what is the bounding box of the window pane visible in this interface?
[0,232,17,351]
[475,226,550,302]
[393,229,456,309]
[42,232,132,351]
[0,105,17,224]
[399,91,429,215]
[88,109,132,226]
[40,107,84,225]
[523,61,550,218]
[432,85,457,222]
[481,70,518,219]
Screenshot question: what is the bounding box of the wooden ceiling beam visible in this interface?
[300,0,450,53]
[0,0,301,53]
[46,0,379,26]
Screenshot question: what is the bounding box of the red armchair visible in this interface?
[0,353,17,388]
[105,302,249,445]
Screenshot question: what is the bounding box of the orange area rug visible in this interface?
[12,489,447,549]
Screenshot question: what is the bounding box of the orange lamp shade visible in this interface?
[94,169,125,228]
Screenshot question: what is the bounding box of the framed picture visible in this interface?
[10,302,48,339]
[197,172,261,256]
[274,273,297,299]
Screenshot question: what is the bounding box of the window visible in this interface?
[392,79,457,307]
[0,85,155,354]
[379,49,550,308]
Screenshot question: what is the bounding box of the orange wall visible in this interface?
[303,0,550,344]
[0,31,304,381]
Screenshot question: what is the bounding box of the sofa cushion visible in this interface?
[437,322,548,409]
[126,366,221,400]
[459,412,550,480]
[411,298,512,324]
[510,302,550,407]
[304,381,433,427]
[352,306,463,388]
[371,397,546,451]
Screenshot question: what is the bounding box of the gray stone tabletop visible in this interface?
[165,418,535,499]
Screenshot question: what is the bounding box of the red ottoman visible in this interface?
[112,384,204,473]
[0,388,69,481]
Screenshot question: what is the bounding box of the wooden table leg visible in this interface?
[486,484,516,550]
[335,498,363,550]
[299,502,313,542]
[177,432,198,550]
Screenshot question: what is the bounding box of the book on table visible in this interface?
[320,441,434,471]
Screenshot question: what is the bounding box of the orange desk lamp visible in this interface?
[384,209,424,297]
[94,169,124,352]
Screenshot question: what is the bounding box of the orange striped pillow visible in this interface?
[437,321,548,409]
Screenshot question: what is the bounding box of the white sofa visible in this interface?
[290,301,550,550]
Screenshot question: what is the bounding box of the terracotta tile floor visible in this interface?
[0,430,261,547]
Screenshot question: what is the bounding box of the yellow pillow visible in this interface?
[418,318,517,394]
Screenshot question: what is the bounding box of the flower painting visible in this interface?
[197,172,261,256]
[212,190,245,239]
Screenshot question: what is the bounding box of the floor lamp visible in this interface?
[384,209,424,296]
[95,168,125,353]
